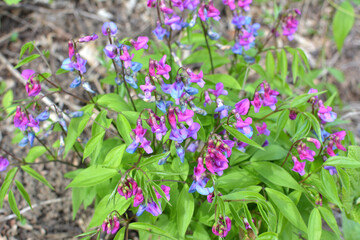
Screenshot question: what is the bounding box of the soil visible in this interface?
[0,0,359,239]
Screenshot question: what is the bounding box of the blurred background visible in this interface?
[0,0,359,239]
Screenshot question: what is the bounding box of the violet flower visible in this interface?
[140,76,156,102]
[282,9,301,41]
[117,177,138,200]
[208,82,228,98]
[297,142,315,161]
[102,22,117,36]
[238,0,252,11]
[256,122,270,136]
[317,100,337,123]
[175,142,185,163]
[223,0,236,10]
[189,177,214,195]
[234,98,250,115]
[126,119,153,154]
[291,156,306,176]
[119,46,134,69]
[153,21,169,40]
[186,69,205,88]
[130,36,149,51]
[156,55,172,79]
[102,215,120,235]
[162,78,184,105]
[136,185,170,217]
[103,44,118,59]
[235,116,253,138]
[0,156,9,172]
[78,34,98,43]
[212,216,232,237]
[183,0,200,10]
[14,106,28,131]
[205,149,229,176]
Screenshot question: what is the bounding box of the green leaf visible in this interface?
[88,193,131,229]
[244,203,257,235]
[113,228,125,240]
[265,188,307,233]
[0,167,18,208]
[2,90,13,113]
[292,52,299,84]
[217,169,260,189]
[14,54,40,69]
[83,131,105,160]
[55,68,69,75]
[318,206,341,237]
[103,144,126,169]
[251,145,288,161]
[308,208,322,240]
[64,104,94,157]
[221,191,266,202]
[328,68,345,83]
[224,125,265,151]
[177,184,194,239]
[128,222,177,240]
[303,112,322,142]
[332,1,355,52]
[266,52,275,77]
[348,145,360,160]
[251,162,302,190]
[290,91,326,108]
[297,48,310,71]
[321,168,342,207]
[8,190,21,219]
[280,49,288,84]
[324,156,360,168]
[138,152,170,168]
[21,165,54,190]
[67,166,119,188]
[19,41,34,59]
[116,113,133,145]
[257,232,278,240]
[275,110,288,141]
[97,93,131,112]
[15,180,32,208]
[229,203,246,231]
[24,146,47,163]
[204,74,241,90]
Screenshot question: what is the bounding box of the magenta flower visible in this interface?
[261,82,279,110]
[194,157,206,181]
[156,55,171,79]
[289,110,297,120]
[119,45,134,69]
[205,149,229,176]
[117,177,138,200]
[223,0,236,10]
[147,112,167,141]
[317,100,337,123]
[23,70,41,97]
[103,44,118,59]
[170,124,188,143]
[256,122,270,136]
[251,92,262,113]
[189,176,214,195]
[244,218,255,230]
[208,82,228,98]
[307,138,321,149]
[140,76,156,102]
[326,131,347,156]
[136,185,170,217]
[175,108,194,126]
[162,79,184,105]
[238,0,252,11]
[73,53,87,74]
[291,156,306,176]
[28,114,40,133]
[155,185,171,201]
[126,119,153,154]
[172,0,184,11]
[0,156,9,172]
[186,69,205,88]
[235,116,253,138]
[78,33,98,43]
[234,98,250,115]
[14,106,29,131]
[133,188,144,207]
[198,1,221,21]
[183,0,200,10]
[102,215,120,235]
[68,40,75,59]
[147,0,157,7]
[204,91,212,106]
[130,36,149,50]
[102,22,117,36]
[212,216,232,237]
[238,29,255,50]
[282,10,301,41]
[297,142,315,161]
[159,0,173,14]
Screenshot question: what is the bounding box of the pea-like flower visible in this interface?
[119,45,134,69]
[22,69,41,97]
[212,216,232,237]
[78,33,98,43]
[14,106,29,131]
[130,36,149,51]
[208,82,228,98]
[101,215,120,235]
[126,119,153,154]
[0,156,9,172]
[103,44,118,59]
[291,156,306,176]
[136,185,170,217]
[238,0,252,11]
[102,22,117,36]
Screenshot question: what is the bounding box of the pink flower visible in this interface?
[119,46,134,69]
[238,0,252,11]
[234,98,250,115]
[212,216,231,237]
[22,69,41,97]
[187,69,205,88]
[251,92,262,113]
[156,55,171,79]
[297,142,316,161]
[208,83,228,98]
[307,138,321,149]
[14,106,29,131]
[131,36,149,50]
[256,122,270,136]
[78,34,98,43]
[291,156,306,176]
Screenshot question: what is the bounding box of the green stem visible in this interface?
[200,20,214,74]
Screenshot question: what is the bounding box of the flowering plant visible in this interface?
[1,1,359,239]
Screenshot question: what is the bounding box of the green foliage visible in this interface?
[332,1,355,52]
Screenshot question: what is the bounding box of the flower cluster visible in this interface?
[281,9,301,41]
[251,81,279,113]
[212,215,232,237]
[101,215,120,235]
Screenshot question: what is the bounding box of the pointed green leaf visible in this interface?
[224,125,265,151]
[332,1,355,52]
[308,208,322,240]
[103,144,126,169]
[15,180,32,208]
[0,167,18,208]
[128,222,177,240]
[67,166,119,188]
[8,190,21,219]
[21,165,54,190]
[14,54,40,69]
[177,184,194,238]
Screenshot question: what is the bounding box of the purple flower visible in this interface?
[72,53,87,74]
[244,218,255,230]
[156,55,172,79]
[153,21,169,40]
[103,44,118,59]
[297,142,315,161]
[187,69,205,88]
[212,216,231,237]
[175,108,194,126]
[102,215,120,235]
[215,99,232,119]
[223,0,236,10]
[14,106,28,131]
[170,125,188,143]
[187,122,200,140]
[147,113,167,141]
[326,131,346,156]
[232,42,243,55]
[205,149,229,176]
[70,77,81,88]
[282,10,301,41]
[78,34,98,43]
[317,100,337,123]
[183,0,200,10]
[117,177,138,200]
[164,14,184,30]
[28,132,35,147]
[291,156,306,176]
[136,185,170,217]
[234,98,250,115]
[162,78,184,104]
[102,22,117,36]
[156,100,172,113]
[238,0,252,12]
[24,76,41,97]
[208,82,228,98]
[232,15,251,29]
[324,166,338,175]
[204,91,212,106]
[189,177,214,195]
[36,110,50,121]
[187,141,199,152]
[119,46,134,69]
[198,1,221,22]
[235,116,253,138]
[251,92,262,113]
[159,0,173,14]
[0,156,9,172]
[133,188,144,207]
[238,29,255,50]
[256,122,270,136]
[140,76,156,102]
[68,40,74,59]
[130,36,149,50]
[289,110,297,120]
[126,119,153,154]
[175,142,185,163]
[307,138,321,149]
